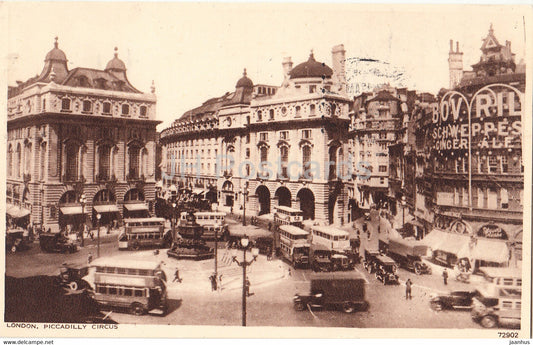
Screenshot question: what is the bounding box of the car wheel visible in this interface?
[294,302,305,311]
[414,265,422,275]
[480,315,497,328]
[130,302,146,316]
[11,246,17,253]
[342,302,355,314]
[430,301,443,311]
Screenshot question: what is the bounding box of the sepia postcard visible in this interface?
[1,2,532,341]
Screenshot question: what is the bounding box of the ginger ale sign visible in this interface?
[431,84,522,152]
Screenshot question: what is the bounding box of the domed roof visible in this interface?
[45,37,67,62]
[105,47,126,71]
[290,51,333,79]
[236,68,253,88]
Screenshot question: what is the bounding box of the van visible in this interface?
[293,273,368,313]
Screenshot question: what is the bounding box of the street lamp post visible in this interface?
[172,202,177,242]
[79,193,86,247]
[401,195,406,228]
[242,182,249,226]
[231,236,259,327]
[96,213,101,257]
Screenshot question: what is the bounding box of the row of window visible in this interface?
[60,98,147,117]
[95,266,155,276]
[436,155,523,174]
[437,186,523,209]
[95,284,147,297]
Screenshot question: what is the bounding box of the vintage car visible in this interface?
[430,290,478,311]
[310,246,354,272]
[364,250,399,285]
[379,239,431,275]
[56,263,90,291]
[39,232,78,253]
[293,273,368,313]
[6,229,31,253]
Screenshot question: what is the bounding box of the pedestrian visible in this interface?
[442,268,448,285]
[218,274,223,291]
[267,247,273,261]
[174,267,182,283]
[268,222,272,231]
[209,274,217,291]
[405,279,412,300]
[87,253,93,264]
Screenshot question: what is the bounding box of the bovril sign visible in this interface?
[477,224,508,240]
[431,84,522,153]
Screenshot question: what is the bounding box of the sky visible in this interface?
[3,3,529,131]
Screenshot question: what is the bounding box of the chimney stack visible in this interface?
[331,44,347,94]
[450,40,454,52]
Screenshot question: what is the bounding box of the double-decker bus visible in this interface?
[118,218,171,250]
[277,225,310,268]
[273,206,303,227]
[179,211,227,240]
[90,257,168,316]
[310,226,354,272]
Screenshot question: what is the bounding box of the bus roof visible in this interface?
[279,225,309,236]
[274,205,303,214]
[123,217,166,223]
[184,211,226,216]
[311,226,349,236]
[91,256,162,271]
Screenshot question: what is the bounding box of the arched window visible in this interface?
[24,143,32,175]
[257,111,262,122]
[329,146,338,180]
[61,98,71,111]
[309,104,316,116]
[302,146,312,175]
[98,145,111,180]
[141,148,148,177]
[15,143,21,178]
[122,104,130,116]
[40,142,47,181]
[128,145,140,179]
[269,109,275,120]
[280,146,289,178]
[82,100,92,113]
[103,102,112,114]
[65,143,79,181]
[140,106,147,117]
[7,144,13,177]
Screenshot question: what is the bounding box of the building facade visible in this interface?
[160,45,352,225]
[6,39,159,232]
[426,26,525,268]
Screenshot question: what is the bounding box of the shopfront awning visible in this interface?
[93,204,120,213]
[60,206,84,216]
[469,239,509,263]
[6,204,31,219]
[123,203,149,211]
[422,230,470,256]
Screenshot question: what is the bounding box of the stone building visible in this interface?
[160,45,352,225]
[6,38,159,232]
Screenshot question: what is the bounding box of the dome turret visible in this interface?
[105,47,126,71]
[45,37,68,62]
[290,51,333,79]
[235,68,253,88]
